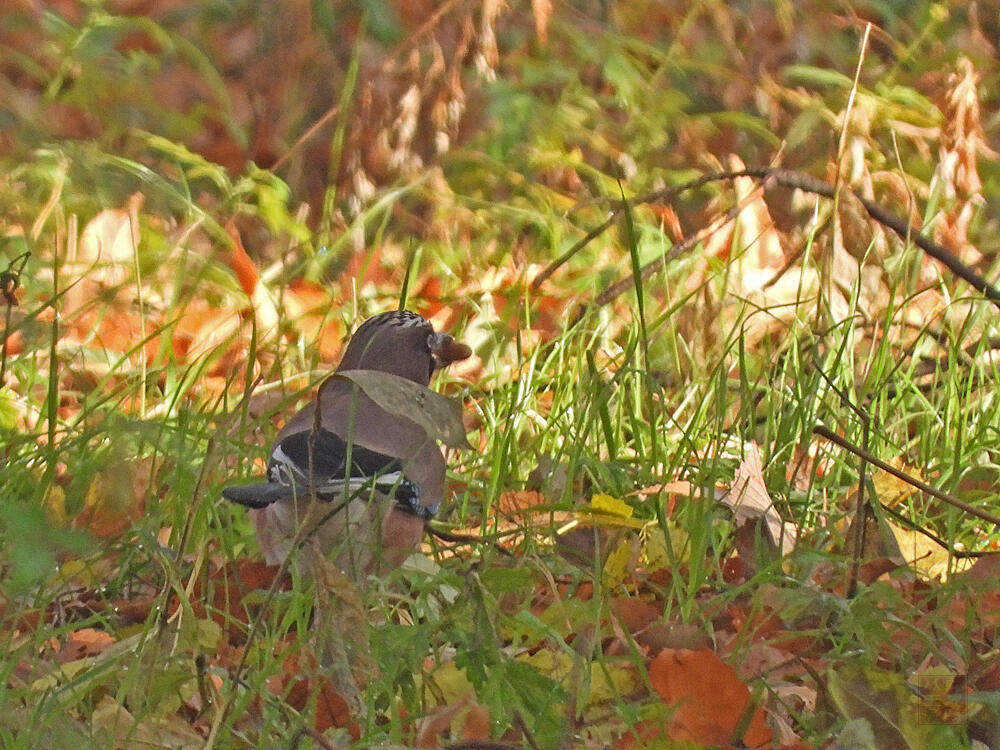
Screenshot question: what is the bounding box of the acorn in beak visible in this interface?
[429,332,472,369]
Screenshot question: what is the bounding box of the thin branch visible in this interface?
[813,423,1000,527]
[531,166,1000,309]
[594,199,744,308]
[425,523,515,557]
[880,500,994,558]
[531,169,733,289]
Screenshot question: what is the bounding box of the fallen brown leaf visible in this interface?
[645,647,772,747]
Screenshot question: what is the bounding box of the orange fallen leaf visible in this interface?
[3,330,23,356]
[312,677,355,735]
[283,279,346,361]
[183,560,289,643]
[416,701,466,748]
[57,628,116,663]
[497,490,547,517]
[611,596,661,634]
[647,203,684,241]
[171,299,246,376]
[644,648,772,747]
[279,647,360,739]
[226,220,259,296]
[415,695,490,748]
[461,701,491,740]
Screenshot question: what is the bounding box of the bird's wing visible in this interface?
[223,425,422,511]
[221,482,296,509]
[275,379,446,515]
[267,426,404,486]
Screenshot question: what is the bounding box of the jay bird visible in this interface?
[222,310,471,574]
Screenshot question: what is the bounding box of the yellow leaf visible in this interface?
[642,521,691,570]
[591,493,633,519]
[426,662,476,705]
[46,485,68,526]
[873,458,922,508]
[31,659,90,691]
[586,662,643,707]
[58,559,95,587]
[602,537,636,587]
[886,521,972,580]
[519,648,573,680]
[580,494,644,529]
[196,619,222,653]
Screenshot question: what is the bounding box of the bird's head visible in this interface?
[337,310,472,384]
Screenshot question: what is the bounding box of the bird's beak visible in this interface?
[429,332,472,369]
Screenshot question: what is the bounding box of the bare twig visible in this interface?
[594,201,744,308]
[846,412,871,599]
[531,166,1000,309]
[425,523,515,557]
[880,500,994,558]
[813,423,1000,527]
[289,727,341,750]
[0,252,29,384]
[531,169,734,289]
